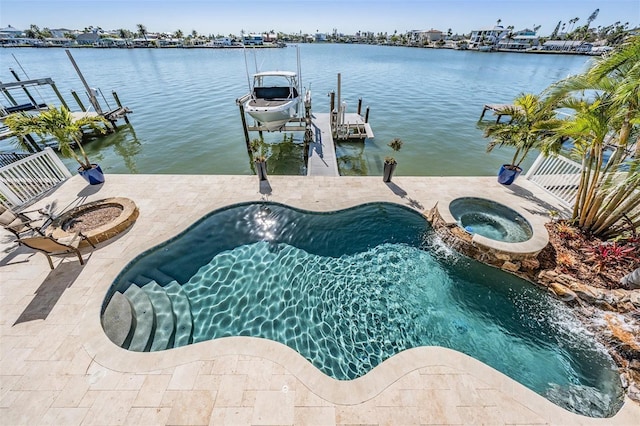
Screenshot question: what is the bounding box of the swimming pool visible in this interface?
[103,202,623,417]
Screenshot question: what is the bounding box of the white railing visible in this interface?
[525,153,582,208]
[0,147,72,208]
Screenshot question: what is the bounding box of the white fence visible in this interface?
[525,153,582,208]
[0,147,72,208]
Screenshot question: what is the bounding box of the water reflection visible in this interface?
[336,141,369,175]
[83,124,142,173]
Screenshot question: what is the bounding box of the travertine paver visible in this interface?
[1,174,639,426]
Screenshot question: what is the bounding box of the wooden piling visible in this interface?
[65,49,103,114]
[111,91,130,124]
[237,99,252,160]
[329,91,335,114]
[357,97,362,115]
[365,107,370,123]
[50,83,70,110]
[71,90,87,112]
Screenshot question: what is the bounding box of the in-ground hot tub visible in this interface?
[449,197,533,243]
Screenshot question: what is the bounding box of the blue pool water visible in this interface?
[104,202,623,417]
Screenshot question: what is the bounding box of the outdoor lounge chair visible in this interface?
[17,233,86,270]
[0,205,51,238]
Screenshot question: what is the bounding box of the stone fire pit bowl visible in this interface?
[49,197,139,248]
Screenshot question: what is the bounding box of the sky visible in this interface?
[1,0,639,37]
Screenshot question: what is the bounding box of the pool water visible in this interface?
[105,202,623,417]
[449,197,533,242]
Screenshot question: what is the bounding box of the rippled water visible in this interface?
[108,202,623,417]
[0,45,592,176]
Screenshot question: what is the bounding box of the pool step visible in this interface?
[105,280,194,352]
[123,285,155,352]
[102,292,134,348]
[137,268,178,287]
[141,282,175,351]
[164,281,193,348]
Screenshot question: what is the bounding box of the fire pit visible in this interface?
[49,197,138,247]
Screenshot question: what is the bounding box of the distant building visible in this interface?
[263,33,278,43]
[408,29,443,44]
[469,25,508,49]
[496,28,540,50]
[243,34,263,45]
[314,33,327,42]
[541,40,592,53]
[0,25,23,39]
[75,32,100,45]
[49,28,73,38]
[213,37,232,46]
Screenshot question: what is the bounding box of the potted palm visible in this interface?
[250,136,269,181]
[383,137,403,182]
[5,106,109,185]
[482,93,556,185]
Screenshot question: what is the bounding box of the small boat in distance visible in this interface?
[244,71,301,131]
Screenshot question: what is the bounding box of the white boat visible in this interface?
[244,71,301,131]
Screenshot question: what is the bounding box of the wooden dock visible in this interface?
[307,113,340,176]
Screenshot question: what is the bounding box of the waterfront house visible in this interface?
[496,28,540,50]
[213,37,232,46]
[0,25,23,39]
[243,34,264,45]
[49,28,73,38]
[408,29,443,45]
[75,32,100,46]
[469,25,508,49]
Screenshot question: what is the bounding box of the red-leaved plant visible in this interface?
[584,242,638,274]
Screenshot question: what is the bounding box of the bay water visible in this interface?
[0,44,591,176]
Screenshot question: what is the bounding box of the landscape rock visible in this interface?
[621,268,640,289]
[501,261,520,272]
[548,282,577,302]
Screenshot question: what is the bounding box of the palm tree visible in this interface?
[137,24,148,41]
[543,36,640,237]
[4,106,108,171]
[483,93,559,171]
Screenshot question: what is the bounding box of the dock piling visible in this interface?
[71,90,86,112]
[50,83,70,110]
[10,69,40,108]
[112,91,130,124]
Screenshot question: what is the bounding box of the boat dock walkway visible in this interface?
[307,113,339,176]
